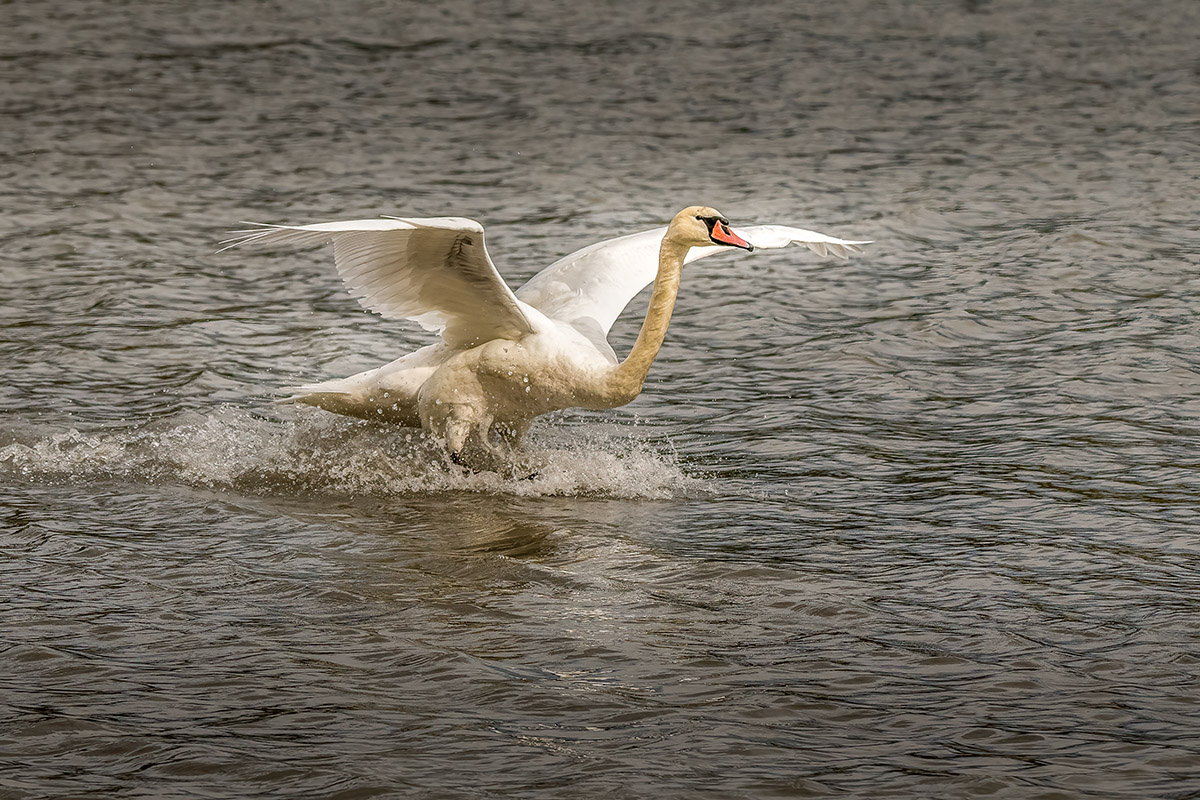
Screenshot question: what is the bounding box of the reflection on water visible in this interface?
[3,0,1200,796]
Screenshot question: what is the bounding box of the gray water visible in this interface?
[3,0,1200,797]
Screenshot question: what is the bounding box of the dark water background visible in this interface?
[3,0,1200,797]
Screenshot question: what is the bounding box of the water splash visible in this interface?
[0,408,705,499]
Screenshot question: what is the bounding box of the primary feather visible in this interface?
[516,223,872,339]
[221,216,536,347]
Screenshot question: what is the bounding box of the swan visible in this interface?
[223,207,869,464]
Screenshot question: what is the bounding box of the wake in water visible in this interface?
[0,407,704,499]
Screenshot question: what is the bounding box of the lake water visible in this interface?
[2,0,1199,797]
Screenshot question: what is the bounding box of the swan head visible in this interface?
[669,206,754,252]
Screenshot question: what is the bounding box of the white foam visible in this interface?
[0,408,707,499]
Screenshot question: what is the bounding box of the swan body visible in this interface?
[224,207,869,462]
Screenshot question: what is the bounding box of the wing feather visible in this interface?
[222,217,536,346]
[516,223,871,337]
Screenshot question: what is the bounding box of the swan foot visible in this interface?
[448,450,477,476]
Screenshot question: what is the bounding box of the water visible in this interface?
[3,0,1199,797]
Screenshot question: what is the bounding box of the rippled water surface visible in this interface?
[3,0,1200,797]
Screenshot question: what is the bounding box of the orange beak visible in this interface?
[709,219,754,251]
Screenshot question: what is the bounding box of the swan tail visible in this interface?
[276,375,363,404]
[275,375,421,425]
[275,385,381,420]
[279,391,357,415]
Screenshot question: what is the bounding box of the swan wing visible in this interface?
[516,223,871,336]
[516,226,667,340]
[693,224,872,262]
[221,217,536,346]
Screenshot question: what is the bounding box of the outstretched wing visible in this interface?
[515,227,666,347]
[221,216,536,347]
[516,223,871,337]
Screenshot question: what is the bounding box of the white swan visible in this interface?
[223,207,869,464]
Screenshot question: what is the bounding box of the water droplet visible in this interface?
[524,386,531,393]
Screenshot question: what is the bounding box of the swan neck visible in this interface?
[609,237,688,403]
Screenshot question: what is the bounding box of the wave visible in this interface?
[0,408,706,499]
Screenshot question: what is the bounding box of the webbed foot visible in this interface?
[448,450,476,476]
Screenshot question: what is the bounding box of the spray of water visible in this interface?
[0,408,706,499]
